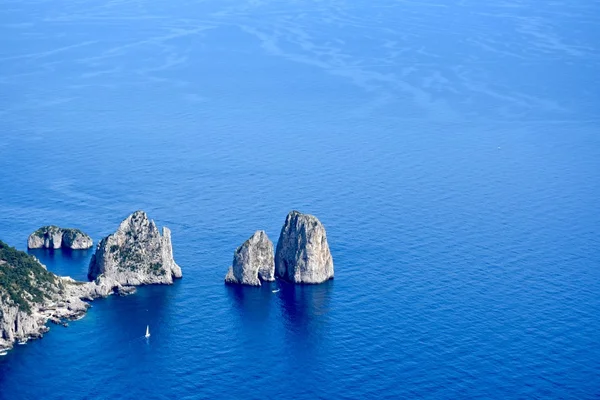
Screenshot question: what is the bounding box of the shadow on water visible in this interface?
[28,248,93,281]
[225,282,274,324]
[278,279,334,344]
[225,279,334,337]
[270,280,336,375]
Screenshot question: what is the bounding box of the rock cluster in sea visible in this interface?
[3,207,335,354]
[225,211,334,286]
[0,210,182,353]
[88,210,182,286]
[28,226,93,250]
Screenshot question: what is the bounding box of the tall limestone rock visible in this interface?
[28,226,93,250]
[275,211,334,284]
[225,230,275,286]
[88,211,182,286]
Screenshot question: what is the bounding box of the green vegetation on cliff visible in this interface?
[32,226,60,238]
[0,241,58,313]
[33,226,87,238]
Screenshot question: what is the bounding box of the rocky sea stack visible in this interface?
[225,230,275,286]
[28,226,93,250]
[88,211,182,286]
[275,211,334,284]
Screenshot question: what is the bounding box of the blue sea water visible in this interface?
[1,0,599,398]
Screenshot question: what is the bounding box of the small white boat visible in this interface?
[0,351,8,356]
[18,340,27,345]
[145,325,150,338]
[272,289,280,293]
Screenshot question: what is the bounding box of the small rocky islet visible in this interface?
[28,226,93,250]
[224,210,334,286]
[0,210,181,353]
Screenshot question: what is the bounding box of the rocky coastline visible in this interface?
[0,241,113,352]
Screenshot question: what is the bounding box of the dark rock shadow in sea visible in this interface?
[225,282,274,324]
[278,279,334,343]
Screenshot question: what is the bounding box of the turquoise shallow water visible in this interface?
[1,0,599,398]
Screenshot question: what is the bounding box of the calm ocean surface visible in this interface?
[1,0,599,398]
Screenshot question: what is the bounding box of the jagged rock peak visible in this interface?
[275,210,334,284]
[88,210,182,286]
[28,226,93,250]
[225,230,275,286]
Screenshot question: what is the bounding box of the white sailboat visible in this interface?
[145,325,150,338]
